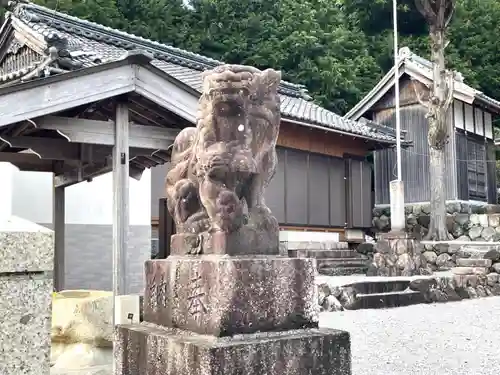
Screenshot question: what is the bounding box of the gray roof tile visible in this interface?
[6,2,398,143]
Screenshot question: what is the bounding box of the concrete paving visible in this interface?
[321,296,500,375]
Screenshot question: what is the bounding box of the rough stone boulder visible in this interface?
[51,290,113,370]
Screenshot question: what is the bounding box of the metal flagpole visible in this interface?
[390,0,405,232]
[393,0,402,180]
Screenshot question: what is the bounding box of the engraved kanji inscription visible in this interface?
[149,273,168,309]
[187,270,207,321]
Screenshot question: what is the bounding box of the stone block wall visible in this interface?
[359,241,500,273]
[318,267,500,313]
[372,202,500,241]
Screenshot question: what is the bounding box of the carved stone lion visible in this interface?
[165,64,282,255]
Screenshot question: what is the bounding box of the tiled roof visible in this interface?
[4,2,399,143]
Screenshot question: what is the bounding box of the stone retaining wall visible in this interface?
[358,241,500,272]
[372,203,500,242]
[319,265,500,312]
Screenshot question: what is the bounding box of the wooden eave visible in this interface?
[345,59,500,121]
[0,51,200,128]
[0,52,206,187]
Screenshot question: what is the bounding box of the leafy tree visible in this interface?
[342,0,500,114]
[186,0,382,114]
[415,0,456,241]
[32,0,125,28]
[448,0,500,106]
[1,0,499,119]
[114,0,193,48]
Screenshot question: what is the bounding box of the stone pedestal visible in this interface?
[116,324,350,375]
[0,216,54,375]
[367,231,429,276]
[143,256,318,336]
[116,255,352,374]
[116,64,350,374]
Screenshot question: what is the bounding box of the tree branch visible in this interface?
[444,0,457,27]
[444,72,454,110]
[415,0,438,25]
[415,0,456,29]
[411,79,429,108]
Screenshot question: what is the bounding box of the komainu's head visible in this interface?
[199,64,282,148]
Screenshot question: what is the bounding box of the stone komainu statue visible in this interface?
[165,65,281,253]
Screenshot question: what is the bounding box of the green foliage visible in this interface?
[448,0,500,105]
[114,0,194,48]
[32,0,124,27]
[182,0,383,114]
[0,0,499,117]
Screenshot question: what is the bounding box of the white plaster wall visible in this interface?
[0,162,14,222]
[11,167,151,225]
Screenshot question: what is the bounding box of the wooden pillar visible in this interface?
[158,198,174,259]
[112,101,130,302]
[53,177,65,292]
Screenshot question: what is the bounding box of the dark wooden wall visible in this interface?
[152,122,375,238]
[372,104,457,204]
[453,99,496,203]
[456,131,496,203]
[277,122,372,158]
[346,158,373,228]
[265,147,345,228]
[265,146,372,229]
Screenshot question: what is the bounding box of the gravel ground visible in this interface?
[320,296,500,375]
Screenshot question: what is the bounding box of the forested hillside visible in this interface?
[3,0,500,116]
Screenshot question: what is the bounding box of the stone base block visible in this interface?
[170,230,279,256]
[0,272,52,375]
[0,217,54,273]
[368,232,428,277]
[144,256,318,336]
[115,323,351,375]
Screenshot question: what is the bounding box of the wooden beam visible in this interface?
[112,101,130,301]
[135,66,198,124]
[0,136,81,160]
[53,162,110,188]
[0,152,54,172]
[36,116,179,150]
[0,135,165,163]
[53,177,65,292]
[53,160,145,188]
[0,64,135,127]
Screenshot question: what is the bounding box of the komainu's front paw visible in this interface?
[174,179,200,223]
[214,190,244,232]
[249,205,278,232]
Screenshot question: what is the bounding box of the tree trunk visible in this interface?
[424,27,453,241]
[427,147,451,239]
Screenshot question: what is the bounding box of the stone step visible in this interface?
[346,290,426,310]
[456,258,492,267]
[288,249,360,259]
[457,247,500,260]
[452,266,489,275]
[318,266,367,276]
[285,241,350,250]
[343,279,412,295]
[317,258,369,269]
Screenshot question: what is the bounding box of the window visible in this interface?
[467,138,486,200]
